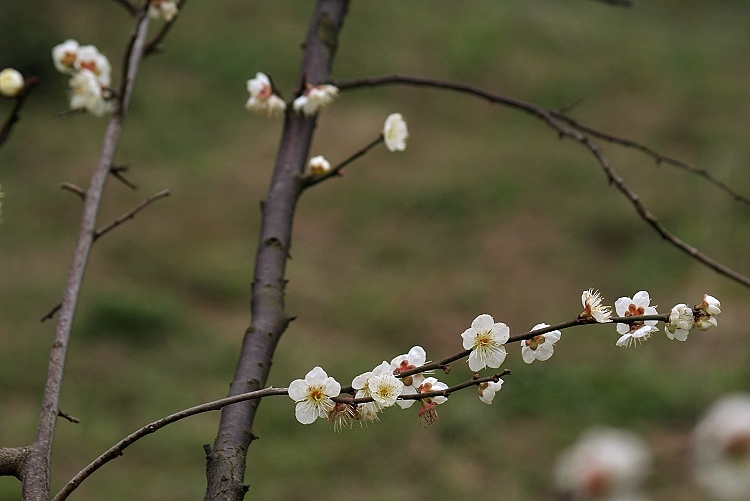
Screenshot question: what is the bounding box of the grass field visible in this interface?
[1,1,750,499]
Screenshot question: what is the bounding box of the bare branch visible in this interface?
[302,136,383,189]
[588,0,633,6]
[0,76,39,149]
[333,74,750,289]
[57,410,80,424]
[109,165,138,190]
[93,188,170,241]
[0,447,29,480]
[60,183,86,201]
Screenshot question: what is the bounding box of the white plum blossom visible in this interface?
[245,72,286,118]
[306,155,331,176]
[521,323,561,364]
[382,113,408,152]
[416,377,448,427]
[149,0,179,22]
[614,291,659,348]
[52,39,80,74]
[699,294,721,316]
[73,45,111,87]
[664,303,693,341]
[352,361,391,422]
[694,394,750,500]
[391,345,427,409]
[367,372,404,408]
[0,68,24,98]
[69,70,111,117]
[288,366,341,425]
[461,314,509,372]
[581,289,612,323]
[477,380,503,405]
[694,294,721,331]
[292,83,338,116]
[555,427,651,500]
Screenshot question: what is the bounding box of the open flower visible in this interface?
[306,155,331,176]
[383,113,408,152]
[694,394,750,500]
[614,291,659,348]
[416,377,448,427]
[288,366,341,425]
[245,72,286,118]
[521,323,561,364]
[292,83,338,116]
[461,314,509,372]
[69,69,111,117]
[52,39,80,74]
[555,427,651,500]
[149,0,179,22]
[477,380,503,405]
[391,346,427,409]
[73,45,111,87]
[352,361,391,423]
[580,289,612,323]
[0,69,24,98]
[368,372,404,408]
[665,303,693,341]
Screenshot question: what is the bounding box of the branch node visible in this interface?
[58,409,81,424]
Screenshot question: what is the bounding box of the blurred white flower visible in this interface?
[581,289,612,323]
[382,113,408,152]
[477,380,503,405]
[149,0,179,22]
[306,155,331,176]
[245,72,286,118]
[664,303,693,341]
[391,345,427,409]
[461,314,509,372]
[52,39,80,74]
[614,291,659,348]
[416,377,448,427]
[555,427,651,500]
[0,68,24,98]
[69,69,111,117]
[288,366,340,425]
[521,322,561,364]
[292,84,338,116]
[694,394,750,501]
[74,45,111,87]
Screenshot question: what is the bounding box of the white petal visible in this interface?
[492,323,510,343]
[484,345,507,368]
[461,328,477,350]
[521,345,536,364]
[615,297,632,317]
[288,379,308,401]
[323,377,341,397]
[467,350,484,372]
[305,366,328,385]
[632,290,651,307]
[407,345,426,365]
[294,401,318,424]
[472,314,495,330]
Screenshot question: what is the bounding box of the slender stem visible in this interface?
[21,9,151,501]
[0,76,39,149]
[93,188,170,240]
[302,135,384,189]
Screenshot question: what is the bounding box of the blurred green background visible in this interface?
[1,1,750,499]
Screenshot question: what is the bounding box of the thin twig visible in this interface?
[39,304,61,323]
[113,0,138,16]
[93,188,170,241]
[110,165,138,190]
[302,136,384,189]
[588,0,632,6]
[60,183,86,200]
[333,74,750,289]
[144,0,188,56]
[57,410,80,424]
[0,76,39,149]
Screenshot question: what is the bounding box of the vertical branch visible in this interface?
[21,9,151,501]
[204,1,349,500]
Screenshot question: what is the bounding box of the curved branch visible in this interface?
[332,74,750,289]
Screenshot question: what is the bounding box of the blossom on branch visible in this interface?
[292,83,338,116]
[367,372,404,408]
[149,0,179,22]
[52,40,113,116]
[664,303,693,341]
[382,113,408,152]
[0,69,25,98]
[699,294,721,316]
[327,402,359,432]
[352,361,392,423]
[73,45,111,87]
[477,380,503,405]
[693,393,750,500]
[521,323,561,364]
[416,377,448,427]
[245,72,286,118]
[69,70,112,117]
[693,294,721,331]
[306,155,331,176]
[391,345,427,409]
[461,314,509,372]
[580,289,612,323]
[288,366,340,425]
[614,291,658,348]
[52,39,80,75]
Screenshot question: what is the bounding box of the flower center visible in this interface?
[525,335,545,350]
[79,60,100,75]
[475,331,493,349]
[308,386,326,403]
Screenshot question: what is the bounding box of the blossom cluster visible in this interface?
[52,40,112,116]
[148,0,179,22]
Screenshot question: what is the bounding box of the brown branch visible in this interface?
[0,76,39,149]
[0,446,30,481]
[53,387,287,501]
[589,0,633,6]
[110,165,138,190]
[93,188,170,241]
[332,74,750,289]
[60,183,86,201]
[301,135,384,189]
[144,0,188,56]
[22,10,152,500]
[39,304,61,323]
[113,0,138,15]
[57,410,80,424]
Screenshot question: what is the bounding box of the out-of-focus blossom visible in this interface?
[461,314,509,372]
[477,380,503,405]
[521,323,561,364]
[614,291,658,348]
[245,72,286,118]
[73,45,111,87]
[664,303,693,341]
[391,345,427,409]
[555,427,651,500]
[382,113,408,152]
[69,69,111,117]
[415,377,448,427]
[306,155,331,176]
[694,393,750,500]
[292,84,338,116]
[581,289,612,323]
[288,366,340,425]
[149,0,179,22]
[0,69,25,98]
[52,39,80,74]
